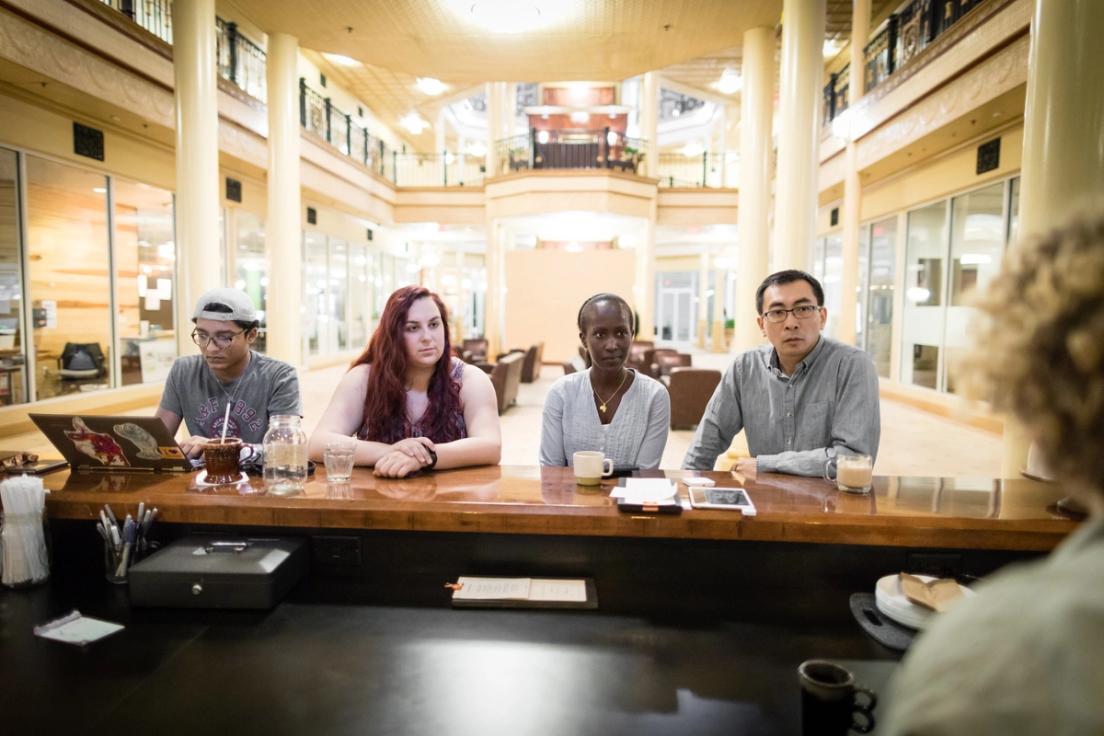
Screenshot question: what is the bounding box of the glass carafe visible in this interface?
[262,415,308,495]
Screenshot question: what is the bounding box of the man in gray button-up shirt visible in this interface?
[683,270,880,476]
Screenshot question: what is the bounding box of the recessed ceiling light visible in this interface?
[714,68,742,95]
[681,141,705,158]
[416,77,447,96]
[322,52,361,67]
[450,0,579,34]
[400,112,430,134]
[822,39,845,59]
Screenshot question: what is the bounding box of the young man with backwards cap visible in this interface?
[156,288,301,458]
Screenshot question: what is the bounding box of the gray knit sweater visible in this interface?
[539,369,670,469]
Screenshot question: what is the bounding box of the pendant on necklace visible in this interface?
[600,403,607,413]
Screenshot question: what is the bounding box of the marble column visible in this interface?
[733,26,776,352]
[172,0,220,356]
[263,33,303,365]
[483,217,506,354]
[1002,0,1104,477]
[640,72,659,178]
[485,82,502,177]
[837,0,870,346]
[711,266,728,352]
[771,0,825,271]
[696,253,710,348]
[633,203,657,340]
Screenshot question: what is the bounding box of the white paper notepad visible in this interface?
[33,610,124,646]
[452,576,588,603]
[609,478,677,503]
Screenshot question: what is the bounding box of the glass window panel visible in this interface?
[303,231,328,356]
[901,201,948,388]
[811,237,826,281]
[943,182,1005,393]
[0,148,27,405]
[329,238,348,351]
[112,177,177,386]
[348,242,369,348]
[26,156,112,399]
[235,210,267,353]
[822,234,842,339]
[865,216,897,378]
[857,225,870,350]
[1008,176,1020,243]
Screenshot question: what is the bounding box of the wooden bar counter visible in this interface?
[41,465,1079,552]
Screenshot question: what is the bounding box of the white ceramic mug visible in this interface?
[573,451,614,486]
[824,452,874,494]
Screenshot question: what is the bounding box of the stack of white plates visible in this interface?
[874,574,974,630]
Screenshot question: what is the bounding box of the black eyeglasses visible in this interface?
[762,305,821,324]
[191,329,246,349]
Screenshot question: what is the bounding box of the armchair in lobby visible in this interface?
[663,367,722,430]
[479,351,523,414]
[496,341,544,383]
[461,338,488,363]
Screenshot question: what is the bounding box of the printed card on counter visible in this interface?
[449,576,597,609]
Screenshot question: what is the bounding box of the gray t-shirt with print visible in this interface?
[159,351,301,444]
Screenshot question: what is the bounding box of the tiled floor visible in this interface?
[1,352,1004,477]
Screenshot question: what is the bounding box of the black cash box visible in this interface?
[129,536,308,609]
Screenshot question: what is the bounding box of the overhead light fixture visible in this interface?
[606,130,618,146]
[569,111,590,124]
[714,68,742,95]
[400,112,430,134]
[416,77,447,96]
[822,39,845,59]
[536,130,550,144]
[92,187,107,194]
[681,141,705,158]
[448,0,579,33]
[322,52,361,67]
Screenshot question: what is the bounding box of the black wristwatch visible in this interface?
[424,447,438,470]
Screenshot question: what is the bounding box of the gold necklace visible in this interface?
[591,370,629,414]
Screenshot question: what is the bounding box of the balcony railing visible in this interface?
[823,63,850,126]
[216,18,267,103]
[300,79,400,180]
[824,0,988,124]
[394,154,485,187]
[99,0,172,44]
[656,152,732,188]
[493,130,646,177]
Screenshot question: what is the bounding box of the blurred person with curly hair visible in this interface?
[884,210,1104,735]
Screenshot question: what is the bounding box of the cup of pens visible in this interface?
[96,502,158,584]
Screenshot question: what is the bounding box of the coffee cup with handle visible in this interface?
[824,452,874,494]
[798,659,876,735]
[573,451,614,486]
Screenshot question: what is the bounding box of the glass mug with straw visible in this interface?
[824,451,874,494]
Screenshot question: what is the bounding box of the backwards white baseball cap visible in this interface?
[192,288,258,323]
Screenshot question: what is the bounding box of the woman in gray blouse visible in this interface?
[539,293,670,469]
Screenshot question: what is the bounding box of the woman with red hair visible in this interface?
[309,285,501,478]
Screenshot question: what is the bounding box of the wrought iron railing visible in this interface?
[299,79,403,180]
[823,64,850,125]
[99,0,173,44]
[824,0,989,125]
[216,18,267,102]
[656,152,730,188]
[493,129,647,177]
[393,154,485,187]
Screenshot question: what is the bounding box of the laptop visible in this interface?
[30,414,191,472]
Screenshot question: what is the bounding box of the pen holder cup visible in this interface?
[103,537,130,585]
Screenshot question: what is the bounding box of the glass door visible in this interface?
[0,148,27,405]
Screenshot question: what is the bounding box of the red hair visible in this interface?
[352,285,464,443]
